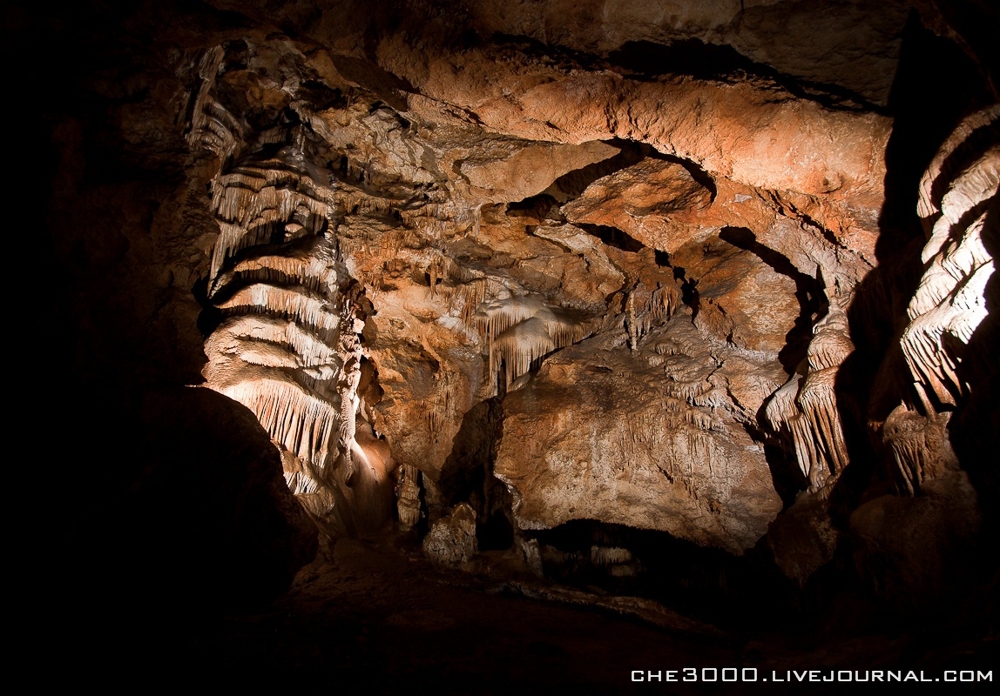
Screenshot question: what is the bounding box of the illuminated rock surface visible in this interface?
[30,0,998,685]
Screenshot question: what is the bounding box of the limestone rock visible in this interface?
[423,503,479,565]
[34,1,998,634]
[462,140,620,202]
[850,472,983,614]
[495,315,783,554]
[561,158,713,252]
[767,491,841,586]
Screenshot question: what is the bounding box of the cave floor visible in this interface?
[127,532,992,693]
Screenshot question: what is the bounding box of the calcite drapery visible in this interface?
[902,106,998,413]
[765,302,855,492]
[191,54,395,535]
[175,7,948,559]
[885,105,998,494]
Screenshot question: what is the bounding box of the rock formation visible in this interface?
[31,0,999,646]
[179,9,900,557]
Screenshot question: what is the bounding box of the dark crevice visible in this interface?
[437,397,513,550]
[540,139,650,202]
[527,139,718,209]
[490,32,605,73]
[606,39,888,114]
[575,222,645,253]
[328,55,414,112]
[529,519,797,630]
[506,193,562,219]
[799,213,842,248]
[951,196,1000,523]
[193,276,223,338]
[672,266,700,317]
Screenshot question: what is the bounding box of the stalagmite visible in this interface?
[332,290,371,487]
[396,463,423,528]
[882,404,956,495]
[626,291,638,351]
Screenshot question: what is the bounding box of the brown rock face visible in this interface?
[496,315,783,554]
[166,3,993,571]
[36,0,998,628]
[562,158,714,252]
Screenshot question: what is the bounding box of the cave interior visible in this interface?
[18,0,999,688]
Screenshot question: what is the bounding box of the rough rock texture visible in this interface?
[173,5,908,555]
[422,503,479,565]
[850,471,982,614]
[496,313,784,554]
[28,0,999,639]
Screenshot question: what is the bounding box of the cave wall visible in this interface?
[21,0,998,620]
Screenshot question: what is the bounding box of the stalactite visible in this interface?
[186,46,245,162]
[626,291,638,351]
[620,283,679,350]
[207,165,335,284]
[590,546,633,566]
[534,306,587,349]
[917,104,999,221]
[763,298,854,491]
[884,405,930,495]
[647,284,678,322]
[901,108,998,411]
[797,367,849,489]
[453,279,491,327]
[217,283,341,334]
[474,294,546,342]
[765,376,805,476]
[469,293,590,390]
[211,316,338,366]
[882,404,959,495]
[220,378,339,467]
[491,318,556,389]
[427,255,445,296]
[806,307,854,371]
[209,249,340,299]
